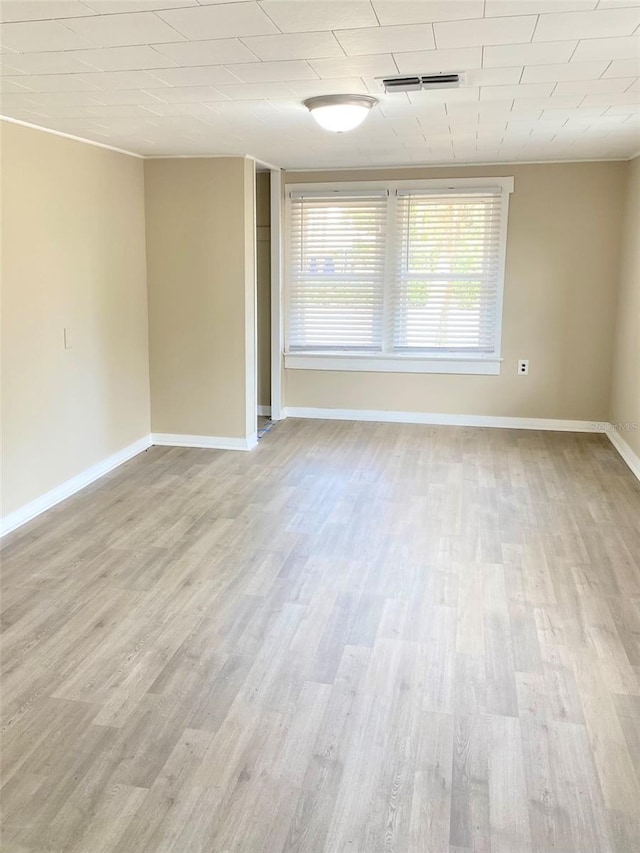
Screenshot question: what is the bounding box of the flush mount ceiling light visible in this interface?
[303,95,377,133]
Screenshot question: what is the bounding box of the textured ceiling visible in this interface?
[1,0,639,167]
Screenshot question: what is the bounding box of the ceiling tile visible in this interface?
[372,1,484,25]
[554,76,636,95]
[214,81,296,99]
[0,87,44,103]
[483,40,577,67]
[141,85,228,102]
[606,103,640,114]
[40,104,153,118]
[571,35,640,61]
[0,78,37,93]
[75,70,172,89]
[70,46,178,70]
[372,94,410,117]
[522,60,610,82]
[0,60,25,75]
[479,82,555,100]
[0,51,101,74]
[258,1,378,33]
[0,20,96,52]
[603,58,640,77]
[141,65,243,86]
[91,88,167,104]
[465,67,523,86]
[563,111,629,125]
[434,16,538,50]
[413,104,448,121]
[598,0,640,6]
[63,11,187,47]
[309,54,398,79]
[3,73,102,92]
[141,101,218,116]
[21,91,105,105]
[42,119,113,135]
[228,60,317,83]
[157,3,278,39]
[534,8,640,41]
[511,95,584,109]
[83,0,198,11]
[483,108,543,122]
[444,101,519,118]
[286,77,369,96]
[206,98,284,114]
[408,86,480,104]
[240,32,344,61]
[152,38,258,65]
[0,1,96,22]
[485,0,596,14]
[394,47,482,74]
[335,25,435,56]
[541,106,606,118]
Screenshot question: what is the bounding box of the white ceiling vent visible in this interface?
[381,73,463,94]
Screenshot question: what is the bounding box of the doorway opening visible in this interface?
[253,161,282,443]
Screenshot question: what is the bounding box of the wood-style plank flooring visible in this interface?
[1,419,640,853]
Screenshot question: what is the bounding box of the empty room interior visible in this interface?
[2,1,640,851]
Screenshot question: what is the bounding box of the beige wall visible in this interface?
[1,121,150,518]
[256,172,271,409]
[610,156,640,458]
[283,163,626,422]
[145,157,256,440]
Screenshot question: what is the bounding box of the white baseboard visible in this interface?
[257,405,271,417]
[0,436,152,538]
[283,407,607,433]
[1,429,261,537]
[607,429,640,482]
[151,433,257,451]
[4,417,632,540]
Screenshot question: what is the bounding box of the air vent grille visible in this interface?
[381,73,462,93]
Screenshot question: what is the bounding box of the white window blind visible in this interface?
[287,191,387,351]
[394,189,504,353]
[285,180,511,372]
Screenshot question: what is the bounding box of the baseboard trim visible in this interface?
[607,429,640,482]
[257,405,272,417]
[3,418,630,539]
[0,436,152,538]
[284,407,607,433]
[151,433,257,451]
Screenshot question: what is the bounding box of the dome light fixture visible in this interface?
[303,95,378,133]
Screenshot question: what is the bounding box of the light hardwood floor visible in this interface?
[1,419,639,853]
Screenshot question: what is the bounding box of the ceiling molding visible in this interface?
[0,115,143,159]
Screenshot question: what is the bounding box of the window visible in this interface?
[288,190,387,352]
[285,177,513,375]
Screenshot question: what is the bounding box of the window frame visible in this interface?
[284,176,514,376]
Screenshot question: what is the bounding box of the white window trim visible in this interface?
[284,176,514,375]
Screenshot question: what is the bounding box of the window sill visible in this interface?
[284,352,502,375]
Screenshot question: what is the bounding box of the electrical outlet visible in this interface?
[517,359,529,375]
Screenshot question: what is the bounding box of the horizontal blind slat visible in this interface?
[393,191,503,353]
[288,193,387,351]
